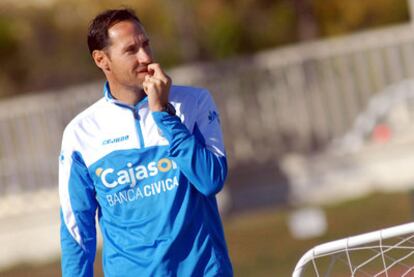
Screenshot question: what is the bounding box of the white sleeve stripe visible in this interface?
[59,153,83,247]
[206,144,225,157]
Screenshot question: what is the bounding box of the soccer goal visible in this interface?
[292,222,414,277]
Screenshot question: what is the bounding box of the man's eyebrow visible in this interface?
[122,42,137,52]
[122,38,150,52]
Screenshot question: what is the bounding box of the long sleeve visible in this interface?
[152,89,227,196]
[59,133,98,277]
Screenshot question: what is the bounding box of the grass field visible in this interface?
[1,191,413,276]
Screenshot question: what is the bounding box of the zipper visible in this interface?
[133,108,145,149]
[104,83,147,149]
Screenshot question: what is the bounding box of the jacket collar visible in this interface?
[103,82,148,110]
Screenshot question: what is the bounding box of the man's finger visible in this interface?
[146,75,165,86]
[148,63,168,81]
[143,80,157,93]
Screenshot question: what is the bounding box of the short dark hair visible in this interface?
[87,8,141,55]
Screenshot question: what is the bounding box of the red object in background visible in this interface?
[372,124,391,143]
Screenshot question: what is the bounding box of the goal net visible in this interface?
[293,222,414,277]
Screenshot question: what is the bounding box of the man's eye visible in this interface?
[125,46,136,53]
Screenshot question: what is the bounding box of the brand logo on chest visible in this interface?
[102,135,130,145]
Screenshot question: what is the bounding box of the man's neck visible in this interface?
[108,82,146,106]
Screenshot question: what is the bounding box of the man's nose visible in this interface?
[137,48,152,64]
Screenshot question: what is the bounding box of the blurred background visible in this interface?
[1,0,414,276]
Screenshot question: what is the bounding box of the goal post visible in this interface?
[293,222,414,276]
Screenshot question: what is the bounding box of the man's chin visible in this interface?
[131,76,145,88]
[124,81,144,92]
[132,82,145,92]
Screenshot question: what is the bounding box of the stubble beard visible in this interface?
[128,76,146,95]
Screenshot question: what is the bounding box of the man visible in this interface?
[59,8,233,277]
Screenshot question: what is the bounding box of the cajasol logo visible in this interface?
[95,158,178,189]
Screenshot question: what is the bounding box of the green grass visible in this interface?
[1,191,412,277]
[226,191,413,276]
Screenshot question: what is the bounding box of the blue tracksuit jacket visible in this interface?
[59,83,233,276]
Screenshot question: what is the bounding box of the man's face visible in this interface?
[104,20,153,90]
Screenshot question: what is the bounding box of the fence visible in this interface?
[173,23,414,162]
[2,23,414,217]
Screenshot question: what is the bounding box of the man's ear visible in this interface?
[92,50,110,72]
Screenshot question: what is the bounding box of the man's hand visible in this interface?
[143,63,172,112]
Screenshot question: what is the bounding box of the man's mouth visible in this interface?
[136,67,148,74]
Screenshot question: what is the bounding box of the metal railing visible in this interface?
[2,23,414,216]
[171,23,414,160]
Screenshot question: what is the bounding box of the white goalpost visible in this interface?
[293,222,414,277]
